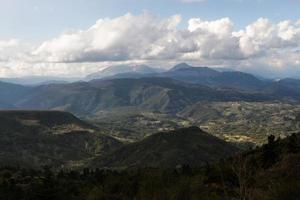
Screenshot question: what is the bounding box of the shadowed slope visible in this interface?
[92,127,239,168]
[0,110,121,168]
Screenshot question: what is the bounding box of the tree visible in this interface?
[262,135,277,168]
[268,135,275,145]
[287,133,298,153]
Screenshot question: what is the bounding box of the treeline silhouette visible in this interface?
[0,134,299,200]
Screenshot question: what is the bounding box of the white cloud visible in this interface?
[32,13,183,63]
[0,39,32,62]
[1,13,300,78]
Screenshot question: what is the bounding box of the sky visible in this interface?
[0,0,300,78]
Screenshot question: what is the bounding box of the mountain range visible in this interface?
[0,62,299,199]
[87,63,300,96]
[0,76,80,86]
[0,77,272,115]
[86,63,269,92]
[1,63,300,147]
[1,64,300,115]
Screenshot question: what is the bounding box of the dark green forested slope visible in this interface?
[0,110,121,168]
[0,133,299,200]
[91,127,239,168]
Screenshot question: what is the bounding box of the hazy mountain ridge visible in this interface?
[0,63,300,108]
[0,76,80,86]
[89,63,269,92]
[160,63,268,92]
[0,81,31,104]
[0,77,272,115]
[86,63,300,94]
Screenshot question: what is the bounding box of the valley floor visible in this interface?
[87,101,300,147]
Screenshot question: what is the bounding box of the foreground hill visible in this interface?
[92,127,239,168]
[0,110,94,130]
[1,132,298,200]
[0,110,121,168]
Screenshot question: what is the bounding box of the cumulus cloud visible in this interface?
[32,13,183,63]
[1,13,300,78]
[0,39,33,62]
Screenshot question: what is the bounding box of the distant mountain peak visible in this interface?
[86,64,157,80]
[102,64,152,72]
[170,63,193,71]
